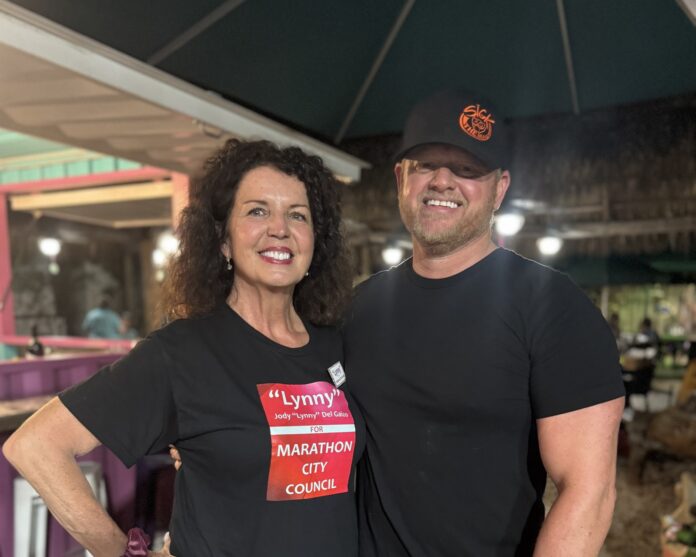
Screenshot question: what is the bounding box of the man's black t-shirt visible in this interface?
[343,249,624,557]
[60,304,365,556]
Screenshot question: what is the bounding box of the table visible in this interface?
[0,394,52,432]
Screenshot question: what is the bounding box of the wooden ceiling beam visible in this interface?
[10,181,172,211]
[113,218,171,229]
[38,211,171,230]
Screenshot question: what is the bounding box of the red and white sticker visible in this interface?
[257,381,356,501]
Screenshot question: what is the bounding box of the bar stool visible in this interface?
[13,461,108,557]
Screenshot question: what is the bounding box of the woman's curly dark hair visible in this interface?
[161,139,352,326]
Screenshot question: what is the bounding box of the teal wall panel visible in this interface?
[0,157,142,184]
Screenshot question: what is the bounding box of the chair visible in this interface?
[12,477,47,557]
[13,461,108,557]
[623,364,672,412]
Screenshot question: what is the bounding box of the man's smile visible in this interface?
[423,197,464,210]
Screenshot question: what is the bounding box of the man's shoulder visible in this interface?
[494,249,574,291]
[83,307,102,320]
[495,248,557,275]
[307,321,342,348]
[344,264,406,329]
[353,263,406,300]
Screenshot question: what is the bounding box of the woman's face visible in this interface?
[223,166,314,293]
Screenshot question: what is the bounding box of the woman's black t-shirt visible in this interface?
[60,304,365,556]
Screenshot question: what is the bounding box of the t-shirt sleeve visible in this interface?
[59,334,178,467]
[528,273,625,419]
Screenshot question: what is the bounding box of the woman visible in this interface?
[3,139,365,556]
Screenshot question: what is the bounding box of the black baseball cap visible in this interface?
[396,89,509,170]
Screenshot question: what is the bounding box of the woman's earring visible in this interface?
[226,257,233,271]
[305,271,309,277]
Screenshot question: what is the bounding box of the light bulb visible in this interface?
[38,237,61,257]
[537,236,563,256]
[495,213,525,236]
[382,246,404,266]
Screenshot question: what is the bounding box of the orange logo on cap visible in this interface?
[458,104,495,142]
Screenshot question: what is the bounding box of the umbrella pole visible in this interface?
[556,0,580,115]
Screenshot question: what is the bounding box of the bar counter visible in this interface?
[0,394,52,432]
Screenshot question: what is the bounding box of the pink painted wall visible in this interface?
[0,194,15,335]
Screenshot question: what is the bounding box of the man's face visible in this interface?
[395,144,510,256]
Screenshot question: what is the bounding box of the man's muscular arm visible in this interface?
[533,396,624,557]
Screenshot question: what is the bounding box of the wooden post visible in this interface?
[600,285,610,318]
[361,244,371,277]
[139,234,160,334]
[0,194,16,335]
[171,172,190,230]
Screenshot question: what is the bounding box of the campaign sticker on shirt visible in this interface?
[257,381,356,501]
[327,361,346,387]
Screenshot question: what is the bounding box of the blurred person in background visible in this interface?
[81,294,122,339]
[608,312,627,353]
[635,317,660,355]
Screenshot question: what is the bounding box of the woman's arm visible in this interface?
[2,397,127,556]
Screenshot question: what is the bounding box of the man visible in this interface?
[635,317,660,352]
[343,90,625,557]
[81,295,122,339]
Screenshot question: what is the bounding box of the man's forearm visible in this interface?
[533,484,616,557]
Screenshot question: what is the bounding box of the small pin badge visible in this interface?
[327,361,346,388]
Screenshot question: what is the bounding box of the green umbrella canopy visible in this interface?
[5,0,696,141]
[647,255,696,280]
[560,256,670,288]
